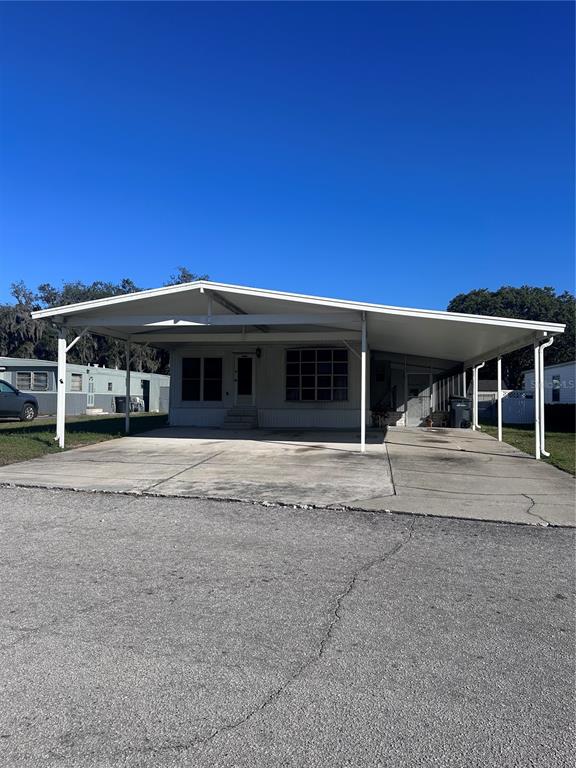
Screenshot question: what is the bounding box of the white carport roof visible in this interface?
[32,280,565,367]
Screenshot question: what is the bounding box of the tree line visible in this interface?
[0,275,573,387]
[0,267,205,375]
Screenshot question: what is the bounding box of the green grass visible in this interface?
[0,413,168,466]
[481,422,576,476]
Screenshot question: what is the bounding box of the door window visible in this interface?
[237,357,252,396]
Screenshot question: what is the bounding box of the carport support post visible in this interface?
[539,336,554,457]
[534,342,541,460]
[125,341,131,434]
[496,356,503,442]
[56,328,67,449]
[360,311,367,453]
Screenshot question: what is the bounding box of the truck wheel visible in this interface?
[20,404,37,422]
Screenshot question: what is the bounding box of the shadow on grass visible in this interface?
[0,414,168,439]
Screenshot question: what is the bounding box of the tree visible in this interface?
[447,286,575,388]
[164,267,208,286]
[0,268,208,373]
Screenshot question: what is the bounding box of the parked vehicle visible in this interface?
[0,379,38,421]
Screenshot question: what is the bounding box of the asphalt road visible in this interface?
[0,486,574,767]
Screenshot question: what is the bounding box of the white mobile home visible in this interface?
[522,360,575,405]
[30,280,565,457]
[0,357,170,416]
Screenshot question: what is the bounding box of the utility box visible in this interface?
[449,396,472,428]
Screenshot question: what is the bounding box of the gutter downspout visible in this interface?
[472,362,485,430]
[539,336,554,458]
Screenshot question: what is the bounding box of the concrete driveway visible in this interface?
[0,486,574,767]
[0,427,573,526]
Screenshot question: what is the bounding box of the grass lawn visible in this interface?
[481,422,575,476]
[0,413,168,466]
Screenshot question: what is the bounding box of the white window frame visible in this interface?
[16,371,49,391]
[285,348,349,402]
[181,357,223,402]
[70,373,83,392]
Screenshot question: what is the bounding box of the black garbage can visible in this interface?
[449,396,472,428]
[114,396,126,414]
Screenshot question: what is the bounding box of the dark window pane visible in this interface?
[302,375,315,388]
[203,379,222,401]
[301,362,315,375]
[286,362,300,375]
[182,358,201,377]
[317,362,331,374]
[301,389,316,400]
[334,362,348,374]
[333,349,347,361]
[301,350,316,362]
[286,350,300,362]
[333,375,348,388]
[182,380,201,401]
[333,388,348,401]
[317,349,332,361]
[286,388,300,401]
[286,376,300,388]
[204,358,222,378]
[317,389,331,401]
[237,357,253,396]
[318,376,331,388]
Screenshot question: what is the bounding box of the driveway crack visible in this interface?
[522,493,550,526]
[120,515,417,758]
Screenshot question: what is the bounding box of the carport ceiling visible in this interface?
[32,280,565,365]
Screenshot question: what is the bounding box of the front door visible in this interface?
[234,355,255,406]
[406,372,431,426]
[87,377,95,408]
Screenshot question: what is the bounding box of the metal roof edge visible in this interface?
[30,279,566,334]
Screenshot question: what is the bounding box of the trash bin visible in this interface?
[449,396,472,428]
[114,396,126,414]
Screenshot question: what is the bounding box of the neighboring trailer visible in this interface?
[0,357,170,416]
[522,360,576,405]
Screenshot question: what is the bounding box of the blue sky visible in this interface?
[0,1,573,308]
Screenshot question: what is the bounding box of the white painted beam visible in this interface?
[56,330,66,449]
[125,341,131,434]
[127,331,362,343]
[539,336,554,458]
[66,313,361,328]
[497,356,502,442]
[360,312,367,453]
[534,343,541,460]
[471,362,485,431]
[65,328,89,353]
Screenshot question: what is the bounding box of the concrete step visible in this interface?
[221,407,259,429]
[222,417,258,426]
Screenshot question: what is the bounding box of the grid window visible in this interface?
[285,349,348,402]
[108,382,113,392]
[16,372,32,390]
[32,372,48,391]
[70,374,83,392]
[182,357,223,401]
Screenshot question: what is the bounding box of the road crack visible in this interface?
[120,515,417,758]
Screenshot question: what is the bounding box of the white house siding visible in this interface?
[168,342,363,429]
[523,361,576,405]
